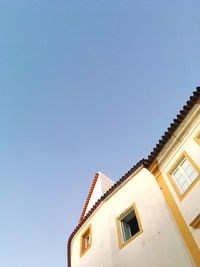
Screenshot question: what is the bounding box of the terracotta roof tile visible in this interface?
[78,173,99,223]
[145,86,200,167]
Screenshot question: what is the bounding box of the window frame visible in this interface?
[167,151,200,201]
[194,131,200,145]
[190,213,200,229]
[80,224,92,257]
[116,203,143,249]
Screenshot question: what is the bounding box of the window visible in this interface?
[167,151,200,200]
[80,225,92,256]
[116,203,143,249]
[194,131,200,145]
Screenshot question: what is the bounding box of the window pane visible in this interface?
[122,221,131,241]
[177,175,187,186]
[85,235,90,248]
[180,158,189,170]
[173,168,182,179]
[184,164,195,176]
[172,170,187,192]
[120,208,140,242]
[181,158,198,182]
[181,181,189,192]
[174,172,184,183]
[171,155,200,194]
[189,171,198,181]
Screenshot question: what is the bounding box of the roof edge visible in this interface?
[145,86,200,167]
[78,172,99,223]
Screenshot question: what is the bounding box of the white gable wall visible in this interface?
[85,172,114,215]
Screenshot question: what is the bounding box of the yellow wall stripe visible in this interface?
[149,161,200,266]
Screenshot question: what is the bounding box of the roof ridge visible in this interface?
[78,172,99,223]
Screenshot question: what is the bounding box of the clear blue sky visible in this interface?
[0,1,200,267]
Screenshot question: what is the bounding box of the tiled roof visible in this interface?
[78,172,99,223]
[67,86,200,267]
[145,86,200,167]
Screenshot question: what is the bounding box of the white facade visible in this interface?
[71,168,195,267]
[68,89,200,267]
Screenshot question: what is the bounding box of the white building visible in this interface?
[67,87,200,267]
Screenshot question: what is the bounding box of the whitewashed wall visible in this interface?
[71,168,193,267]
[85,172,114,214]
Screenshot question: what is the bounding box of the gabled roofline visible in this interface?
[67,86,200,267]
[78,172,99,223]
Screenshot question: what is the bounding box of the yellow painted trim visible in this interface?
[167,151,200,201]
[116,202,143,249]
[190,214,200,229]
[150,161,200,266]
[80,224,92,257]
[194,131,200,145]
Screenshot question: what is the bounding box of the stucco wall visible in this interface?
[71,168,193,267]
